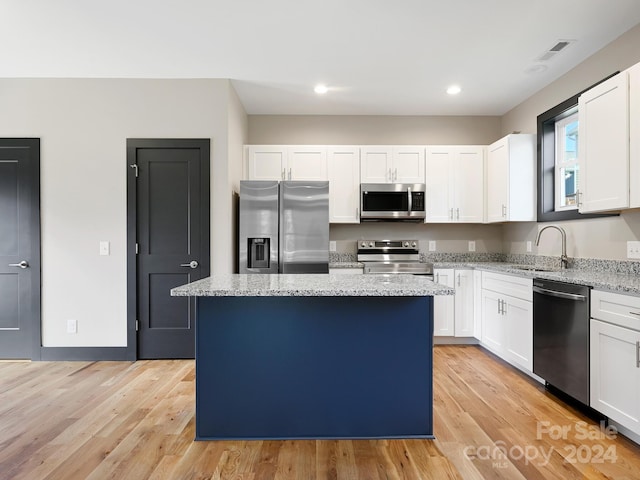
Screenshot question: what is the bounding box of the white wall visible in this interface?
[249,115,502,145]
[501,23,640,260]
[0,78,240,347]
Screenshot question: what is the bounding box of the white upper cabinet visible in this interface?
[360,146,425,183]
[426,146,485,223]
[246,146,328,181]
[486,134,536,223]
[246,145,288,180]
[579,72,630,212]
[287,146,328,181]
[328,147,360,223]
[629,63,640,208]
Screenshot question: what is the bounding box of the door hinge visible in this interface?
[130,164,139,177]
[135,320,139,331]
[135,243,139,255]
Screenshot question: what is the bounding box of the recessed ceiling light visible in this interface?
[446,85,461,95]
[314,84,329,94]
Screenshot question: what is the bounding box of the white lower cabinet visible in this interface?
[480,271,533,372]
[454,269,475,337]
[590,290,640,436]
[434,269,455,336]
[434,268,477,339]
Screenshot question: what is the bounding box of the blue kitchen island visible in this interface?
[171,273,453,441]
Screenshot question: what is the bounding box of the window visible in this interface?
[536,74,619,222]
[554,112,579,211]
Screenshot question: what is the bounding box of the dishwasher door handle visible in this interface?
[532,286,587,302]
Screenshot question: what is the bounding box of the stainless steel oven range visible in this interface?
[357,239,433,278]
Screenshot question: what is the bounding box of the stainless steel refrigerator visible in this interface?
[238,180,329,274]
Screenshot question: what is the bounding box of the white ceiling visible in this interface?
[3,0,640,116]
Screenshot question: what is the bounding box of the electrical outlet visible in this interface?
[526,241,532,253]
[428,241,436,252]
[99,241,110,256]
[468,241,476,252]
[67,319,77,334]
[329,241,336,252]
[627,241,640,259]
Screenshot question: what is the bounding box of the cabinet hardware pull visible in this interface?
[457,273,461,287]
[394,168,398,182]
[498,299,502,315]
[456,208,460,220]
[576,190,582,208]
[282,169,286,180]
[629,311,640,316]
[502,204,507,218]
[450,208,453,220]
[288,168,292,180]
[388,168,392,182]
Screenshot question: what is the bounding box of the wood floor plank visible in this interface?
[2,345,640,479]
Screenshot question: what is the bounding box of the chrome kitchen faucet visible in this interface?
[535,225,569,269]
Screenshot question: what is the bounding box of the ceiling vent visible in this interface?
[536,39,575,62]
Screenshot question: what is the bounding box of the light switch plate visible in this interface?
[627,241,640,259]
[67,319,77,334]
[329,241,336,252]
[468,241,476,252]
[99,241,110,256]
[428,241,436,252]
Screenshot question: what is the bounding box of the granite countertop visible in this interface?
[171,273,454,297]
[329,262,364,269]
[432,261,640,296]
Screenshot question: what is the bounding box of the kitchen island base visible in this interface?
[195,295,433,440]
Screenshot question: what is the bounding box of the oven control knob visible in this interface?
[412,242,417,248]
[403,241,409,247]
[361,241,367,248]
[369,242,374,248]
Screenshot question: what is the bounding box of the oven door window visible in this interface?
[362,192,409,211]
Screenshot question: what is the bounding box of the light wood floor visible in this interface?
[1,346,640,479]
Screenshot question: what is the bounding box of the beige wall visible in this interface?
[501,23,640,260]
[0,78,238,347]
[249,115,502,145]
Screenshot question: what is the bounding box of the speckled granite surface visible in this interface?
[329,262,364,269]
[431,260,640,295]
[171,273,454,297]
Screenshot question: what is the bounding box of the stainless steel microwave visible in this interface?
[360,183,426,221]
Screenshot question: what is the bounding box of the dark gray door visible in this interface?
[0,139,40,359]
[128,139,210,359]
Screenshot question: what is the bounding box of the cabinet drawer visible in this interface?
[591,290,640,331]
[481,271,532,301]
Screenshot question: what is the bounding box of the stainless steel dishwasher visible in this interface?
[533,279,591,405]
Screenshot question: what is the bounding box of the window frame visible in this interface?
[553,111,579,212]
[536,73,620,222]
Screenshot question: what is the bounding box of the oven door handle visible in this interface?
[533,286,587,302]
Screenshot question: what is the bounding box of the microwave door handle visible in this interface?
[408,187,412,215]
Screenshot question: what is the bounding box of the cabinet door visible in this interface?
[247,146,287,180]
[473,270,482,340]
[631,63,640,208]
[590,319,640,436]
[486,138,509,222]
[328,147,360,223]
[425,147,453,222]
[360,147,392,183]
[481,289,504,354]
[454,270,475,337]
[288,146,328,181]
[504,295,533,372]
[579,73,630,213]
[434,269,455,336]
[393,147,425,183]
[454,147,485,223]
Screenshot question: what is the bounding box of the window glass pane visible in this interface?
[563,120,578,163]
[560,165,579,208]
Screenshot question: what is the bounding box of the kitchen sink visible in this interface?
[511,265,558,272]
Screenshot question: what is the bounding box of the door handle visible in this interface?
[180,261,199,269]
[8,260,29,269]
